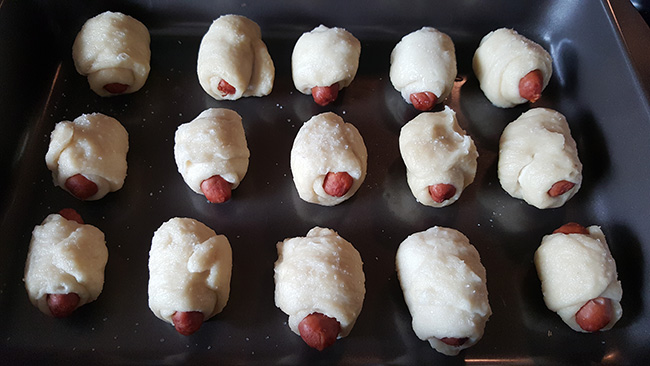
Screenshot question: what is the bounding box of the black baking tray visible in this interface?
[2,0,650,364]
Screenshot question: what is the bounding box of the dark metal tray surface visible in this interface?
[1,0,650,364]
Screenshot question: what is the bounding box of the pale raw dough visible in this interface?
[24,213,108,316]
[197,14,274,101]
[399,106,478,207]
[148,217,232,326]
[390,27,457,105]
[45,113,129,200]
[292,25,361,94]
[473,28,552,108]
[396,226,491,356]
[174,108,250,196]
[534,226,623,332]
[290,112,367,206]
[274,227,365,339]
[72,11,151,97]
[498,108,581,209]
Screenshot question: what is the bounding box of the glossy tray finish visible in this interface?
[1,0,650,364]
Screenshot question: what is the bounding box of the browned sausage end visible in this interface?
[575,297,613,332]
[103,83,129,94]
[200,175,232,203]
[172,311,205,336]
[47,293,80,318]
[553,222,589,235]
[428,183,456,203]
[65,174,99,200]
[409,92,438,111]
[519,69,544,103]
[548,180,576,197]
[58,208,84,225]
[298,312,341,351]
[311,84,340,106]
[322,172,354,197]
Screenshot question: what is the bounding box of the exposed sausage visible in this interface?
[519,69,543,103]
[58,208,84,224]
[65,174,99,200]
[298,312,341,351]
[428,183,456,203]
[575,297,613,332]
[103,83,129,94]
[553,222,589,235]
[440,337,469,347]
[547,180,576,197]
[200,175,232,203]
[172,311,204,336]
[311,83,340,106]
[322,171,354,197]
[409,91,438,111]
[47,293,80,318]
[218,79,236,96]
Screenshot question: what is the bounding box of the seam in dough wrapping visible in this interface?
[45,113,129,201]
[396,226,491,356]
[534,226,623,332]
[24,213,108,316]
[174,108,250,194]
[197,14,275,100]
[399,106,478,207]
[472,28,552,108]
[274,227,365,339]
[72,11,151,97]
[292,25,361,94]
[390,27,457,104]
[290,112,368,206]
[148,217,232,325]
[498,108,582,209]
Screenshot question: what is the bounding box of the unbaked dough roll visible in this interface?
[174,108,250,203]
[45,113,129,201]
[197,14,274,101]
[535,224,623,332]
[292,25,361,105]
[498,108,581,209]
[290,112,367,206]
[396,226,491,356]
[24,212,108,317]
[399,106,478,207]
[390,27,457,111]
[72,11,151,97]
[274,227,365,350]
[473,28,552,108]
[148,217,232,335]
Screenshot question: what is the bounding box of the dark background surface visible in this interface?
[1,0,650,364]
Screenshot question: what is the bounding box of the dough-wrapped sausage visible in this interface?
[72,11,151,97]
[535,223,623,332]
[473,28,552,108]
[24,210,108,317]
[174,108,250,203]
[396,226,491,356]
[399,106,478,207]
[290,112,367,206]
[292,25,361,106]
[148,218,232,335]
[274,227,365,350]
[45,113,129,201]
[197,14,274,101]
[390,27,457,111]
[498,108,581,209]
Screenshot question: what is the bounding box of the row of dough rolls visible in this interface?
[71,11,552,111]
[23,214,622,353]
